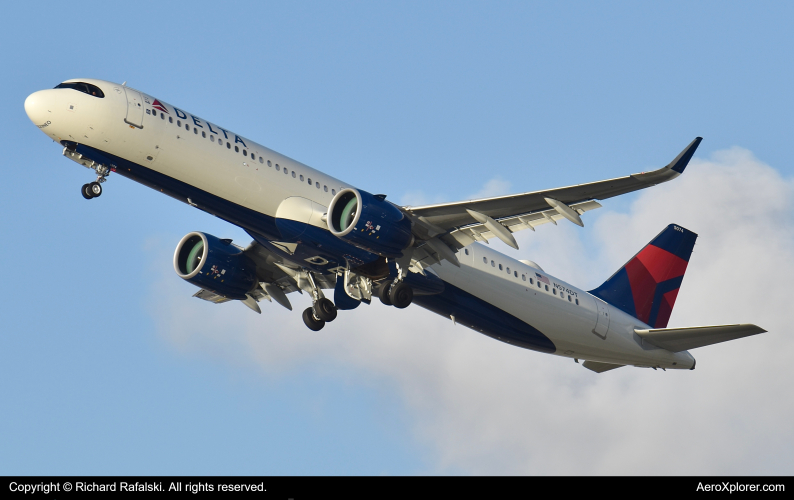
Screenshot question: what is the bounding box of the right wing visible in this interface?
[404,137,702,252]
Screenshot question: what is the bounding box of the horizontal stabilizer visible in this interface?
[634,324,766,352]
[582,361,625,373]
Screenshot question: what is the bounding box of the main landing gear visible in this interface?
[81,164,111,200]
[302,298,337,331]
[301,272,338,331]
[377,279,414,309]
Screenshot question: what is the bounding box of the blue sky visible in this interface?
[2,1,794,474]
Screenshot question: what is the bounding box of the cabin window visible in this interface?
[146,109,150,115]
[568,296,572,302]
[332,189,336,195]
[575,299,579,305]
[169,117,173,123]
[464,248,469,255]
[268,160,272,167]
[316,182,320,188]
[185,123,189,130]
[483,257,487,263]
[161,113,165,119]
[514,271,518,277]
[506,267,510,274]
[259,157,264,164]
[292,172,297,178]
[210,135,214,142]
[529,278,534,285]
[177,120,181,127]
[235,146,239,152]
[553,289,556,295]
[202,131,206,138]
[300,174,304,181]
[194,128,198,134]
[545,285,549,291]
[521,274,526,281]
[491,260,495,267]
[275,164,280,171]
[498,264,503,270]
[243,150,247,156]
[537,281,542,288]
[284,169,289,175]
[307,177,312,184]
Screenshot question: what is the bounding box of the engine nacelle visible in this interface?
[173,232,258,300]
[327,188,413,257]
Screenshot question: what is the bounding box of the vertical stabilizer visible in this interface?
[590,224,697,328]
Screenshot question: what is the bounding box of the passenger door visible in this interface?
[592,298,610,339]
[123,87,144,128]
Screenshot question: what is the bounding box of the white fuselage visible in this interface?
[25,79,695,370]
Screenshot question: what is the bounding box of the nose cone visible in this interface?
[24,90,54,128]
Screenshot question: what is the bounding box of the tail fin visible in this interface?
[590,224,697,328]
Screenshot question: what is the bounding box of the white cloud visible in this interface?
[468,177,512,200]
[148,147,794,474]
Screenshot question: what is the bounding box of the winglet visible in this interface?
[667,137,702,174]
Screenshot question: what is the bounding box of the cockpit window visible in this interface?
[54,82,105,98]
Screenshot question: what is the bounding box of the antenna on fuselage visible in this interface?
[122,81,127,86]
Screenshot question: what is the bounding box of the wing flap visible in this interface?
[445,200,602,248]
[634,324,766,352]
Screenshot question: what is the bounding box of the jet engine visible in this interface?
[173,232,258,300]
[327,188,413,258]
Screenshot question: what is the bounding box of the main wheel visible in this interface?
[377,280,393,306]
[81,183,93,199]
[302,307,325,331]
[89,182,102,198]
[389,282,413,309]
[314,297,337,322]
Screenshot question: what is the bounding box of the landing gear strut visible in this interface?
[81,164,111,199]
[381,258,414,309]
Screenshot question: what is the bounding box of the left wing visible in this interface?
[403,137,702,251]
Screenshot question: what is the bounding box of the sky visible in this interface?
[2,1,793,475]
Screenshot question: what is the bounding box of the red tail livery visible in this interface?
[590,224,697,328]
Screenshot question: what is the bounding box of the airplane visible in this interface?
[24,78,765,373]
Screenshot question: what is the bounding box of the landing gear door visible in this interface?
[592,298,610,339]
[123,87,144,128]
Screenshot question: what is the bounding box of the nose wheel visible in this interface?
[82,182,102,199]
[81,164,110,200]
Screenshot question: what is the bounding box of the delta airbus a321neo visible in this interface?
[24,79,765,373]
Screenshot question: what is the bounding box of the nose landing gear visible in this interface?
[81,164,111,199]
[81,182,102,199]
